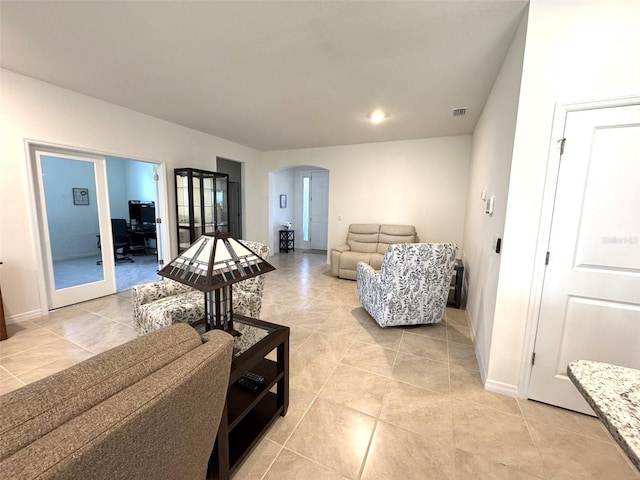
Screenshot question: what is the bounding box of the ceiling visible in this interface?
[0,1,528,151]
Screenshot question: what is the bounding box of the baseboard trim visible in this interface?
[465,309,518,398]
[6,309,43,324]
[484,379,519,398]
[466,309,488,385]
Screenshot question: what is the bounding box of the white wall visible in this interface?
[124,159,155,204]
[264,136,472,258]
[488,0,640,394]
[105,158,129,219]
[462,10,527,382]
[0,69,264,321]
[106,157,155,221]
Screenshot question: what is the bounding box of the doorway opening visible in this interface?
[269,166,329,255]
[217,157,243,239]
[28,143,166,310]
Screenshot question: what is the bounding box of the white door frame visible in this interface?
[25,139,170,313]
[519,94,640,398]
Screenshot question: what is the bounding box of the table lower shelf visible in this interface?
[209,392,284,479]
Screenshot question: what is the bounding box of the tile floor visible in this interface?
[1,252,638,479]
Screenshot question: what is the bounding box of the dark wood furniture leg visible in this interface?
[278,339,289,415]
[0,262,7,341]
[215,403,231,480]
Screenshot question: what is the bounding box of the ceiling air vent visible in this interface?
[453,107,467,117]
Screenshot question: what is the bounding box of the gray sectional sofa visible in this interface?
[330,224,418,280]
[0,324,233,480]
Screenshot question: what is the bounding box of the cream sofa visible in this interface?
[0,324,233,480]
[330,224,417,280]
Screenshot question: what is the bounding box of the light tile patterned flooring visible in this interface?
[1,252,638,479]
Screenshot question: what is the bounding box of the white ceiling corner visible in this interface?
[0,0,528,151]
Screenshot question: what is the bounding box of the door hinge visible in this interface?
[158,259,164,266]
[531,352,536,365]
[545,251,550,265]
[559,138,566,155]
[155,217,161,224]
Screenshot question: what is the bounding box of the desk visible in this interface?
[568,360,640,472]
[129,226,156,254]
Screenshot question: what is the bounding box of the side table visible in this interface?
[279,229,294,253]
[208,315,289,480]
[447,259,464,309]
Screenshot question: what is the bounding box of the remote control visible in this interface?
[236,377,261,392]
[242,372,265,384]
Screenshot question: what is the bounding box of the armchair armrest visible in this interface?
[356,261,382,318]
[132,280,195,325]
[132,280,193,307]
[330,243,351,276]
[332,243,351,253]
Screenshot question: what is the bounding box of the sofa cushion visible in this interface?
[347,239,378,253]
[370,253,384,271]
[377,225,417,253]
[348,224,380,235]
[0,324,202,461]
[380,224,416,236]
[331,223,417,280]
[340,250,372,271]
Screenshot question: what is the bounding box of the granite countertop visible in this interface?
[567,359,640,472]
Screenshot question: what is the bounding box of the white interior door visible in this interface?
[34,150,116,309]
[528,104,640,413]
[309,170,329,250]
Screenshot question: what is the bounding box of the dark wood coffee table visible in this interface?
[208,314,289,480]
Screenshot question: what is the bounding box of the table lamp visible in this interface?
[157,232,275,336]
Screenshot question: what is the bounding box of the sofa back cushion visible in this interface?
[347,239,379,253]
[377,225,417,254]
[346,224,380,252]
[0,324,202,461]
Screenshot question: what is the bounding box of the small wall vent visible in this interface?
[453,107,467,117]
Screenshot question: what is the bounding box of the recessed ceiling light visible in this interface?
[367,110,388,124]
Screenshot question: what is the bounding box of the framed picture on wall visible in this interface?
[72,188,89,205]
[280,194,287,208]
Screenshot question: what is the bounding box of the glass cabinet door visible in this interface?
[203,174,215,234]
[215,175,228,233]
[174,168,229,252]
[176,172,192,252]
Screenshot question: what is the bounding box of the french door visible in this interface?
[33,150,116,309]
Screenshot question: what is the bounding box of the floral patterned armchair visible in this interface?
[357,243,458,327]
[133,241,270,336]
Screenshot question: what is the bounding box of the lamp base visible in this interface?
[226,328,241,337]
[208,323,242,337]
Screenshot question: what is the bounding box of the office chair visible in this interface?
[96,219,135,265]
[111,219,134,264]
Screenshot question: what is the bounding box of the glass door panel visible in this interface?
[203,175,215,232]
[216,175,228,232]
[35,151,115,308]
